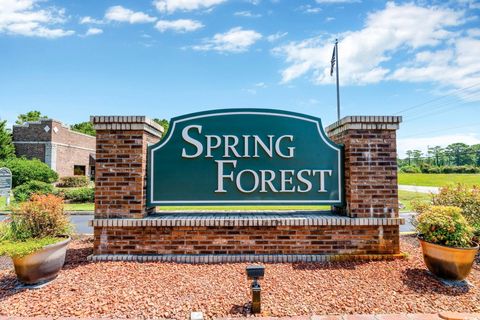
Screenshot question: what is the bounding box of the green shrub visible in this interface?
[439,165,480,174]
[0,194,71,258]
[432,184,480,235]
[401,165,421,173]
[57,176,90,188]
[413,165,480,174]
[415,205,474,248]
[8,194,71,241]
[0,157,58,187]
[425,166,442,174]
[13,180,54,202]
[58,187,94,203]
[0,237,62,258]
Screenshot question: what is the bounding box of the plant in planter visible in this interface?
[414,205,478,281]
[0,194,72,285]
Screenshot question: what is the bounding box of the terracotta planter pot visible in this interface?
[12,236,71,285]
[419,238,479,281]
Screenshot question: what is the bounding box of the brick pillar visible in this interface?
[326,116,402,218]
[91,116,163,219]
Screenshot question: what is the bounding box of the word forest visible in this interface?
[181,124,333,194]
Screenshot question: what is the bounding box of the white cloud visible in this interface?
[467,28,480,37]
[105,6,156,24]
[79,16,103,25]
[234,10,261,18]
[244,82,266,95]
[390,37,480,99]
[0,0,74,38]
[153,0,226,13]
[274,2,477,98]
[266,31,287,42]
[315,0,360,3]
[297,5,322,13]
[193,27,262,53]
[398,133,480,158]
[155,19,203,32]
[85,27,103,36]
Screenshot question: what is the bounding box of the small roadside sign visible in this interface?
[0,167,12,206]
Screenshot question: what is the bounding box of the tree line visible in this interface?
[399,143,480,173]
[0,110,170,161]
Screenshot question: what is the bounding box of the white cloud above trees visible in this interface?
[79,16,104,25]
[153,0,226,13]
[0,0,74,38]
[85,27,103,36]
[193,27,262,53]
[155,19,203,32]
[105,6,156,24]
[274,2,480,100]
[315,0,360,3]
[398,133,480,158]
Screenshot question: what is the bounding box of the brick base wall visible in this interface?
[93,225,399,256]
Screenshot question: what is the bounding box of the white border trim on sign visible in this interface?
[149,111,342,204]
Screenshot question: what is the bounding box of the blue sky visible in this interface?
[1,0,479,157]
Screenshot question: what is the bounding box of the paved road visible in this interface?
[0,214,93,235]
[400,212,415,233]
[399,184,440,194]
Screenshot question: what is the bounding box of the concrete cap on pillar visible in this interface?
[325,115,402,136]
[90,115,164,138]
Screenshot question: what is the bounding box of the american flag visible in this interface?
[330,45,336,76]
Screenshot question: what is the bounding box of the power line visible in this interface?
[402,91,480,122]
[400,122,480,138]
[394,81,480,116]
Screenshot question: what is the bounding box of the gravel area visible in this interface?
[0,236,479,319]
[0,257,12,272]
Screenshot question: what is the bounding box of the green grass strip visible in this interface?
[0,237,64,258]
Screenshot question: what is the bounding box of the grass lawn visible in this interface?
[156,205,330,211]
[398,190,430,212]
[64,202,94,211]
[2,194,428,213]
[0,196,94,212]
[398,173,480,187]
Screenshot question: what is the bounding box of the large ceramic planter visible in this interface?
[12,236,71,285]
[419,238,478,281]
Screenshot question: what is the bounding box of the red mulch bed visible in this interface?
[0,236,479,319]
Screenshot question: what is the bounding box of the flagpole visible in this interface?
[335,39,340,121]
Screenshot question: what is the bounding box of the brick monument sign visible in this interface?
[89,110,403,262]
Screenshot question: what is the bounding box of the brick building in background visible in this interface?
[13,119,96,178]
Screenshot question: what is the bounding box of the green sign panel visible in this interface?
[148,109,344,206]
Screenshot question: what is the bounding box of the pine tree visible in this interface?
[0,120,15,160]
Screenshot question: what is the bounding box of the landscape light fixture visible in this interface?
[246,265,265,314]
